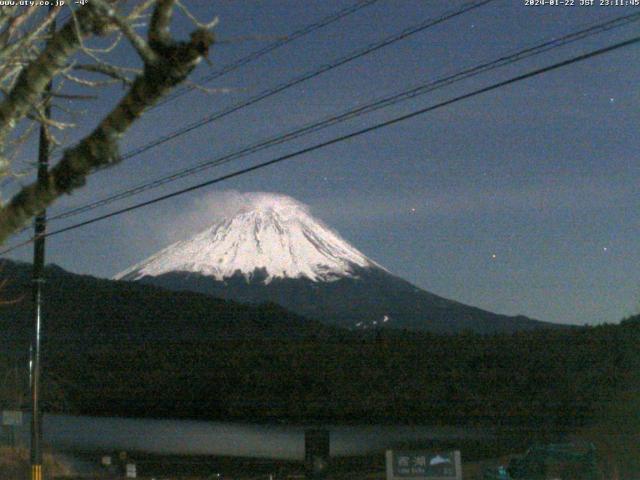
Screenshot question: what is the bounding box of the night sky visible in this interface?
[3,0,639,326]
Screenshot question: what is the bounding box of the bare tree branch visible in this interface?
[149,0,175,46]
[175,0,219,30]
[73,63,139,86]
[0,5,214,243]
[126,0,158,22]
[0,6,39,45]
[61,70,120,88]
[0,5,109,158]
[92,0,158,64]
[0,7,62,89]
[51,92,99,101]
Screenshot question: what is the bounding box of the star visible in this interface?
[609,97,615,103]
[491,253,497,259]
[410,207,416,213]
[603,247,608,252]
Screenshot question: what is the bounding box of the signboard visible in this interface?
[386,450,462,480]
[125,463,137,478]
[2,410,23,427]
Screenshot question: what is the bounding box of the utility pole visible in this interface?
[31,8,55,480]
[30,88,50,480]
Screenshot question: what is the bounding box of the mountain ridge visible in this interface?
[116,192,559,334]
[135,265,554,334]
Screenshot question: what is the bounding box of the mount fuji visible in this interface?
[116,193,554,333]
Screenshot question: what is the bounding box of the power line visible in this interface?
[3,0,495,238]
[155,0,382,109]
[59,0,380,100]
[108,0,496,164]
[43,0,494,217]
[2,33,637,255]
[0,0,378,193]
[4,0,491,227]
[46,11,640,223]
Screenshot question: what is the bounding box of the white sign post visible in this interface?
[2,410,23,427]
[2,410,23,447]
[126,463,137,478]
[386,450,462,480]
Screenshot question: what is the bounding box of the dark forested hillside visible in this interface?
[0,260,332,351]
[136,267,556,334]
[40,320,640,430]
[1,260,638,439]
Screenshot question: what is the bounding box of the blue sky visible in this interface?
[3,0,640,325]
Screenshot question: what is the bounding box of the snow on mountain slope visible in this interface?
[115,193,380,283]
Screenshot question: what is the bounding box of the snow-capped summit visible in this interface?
[115,192,378,283]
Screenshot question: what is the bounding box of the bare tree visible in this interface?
[0,0,216,244]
